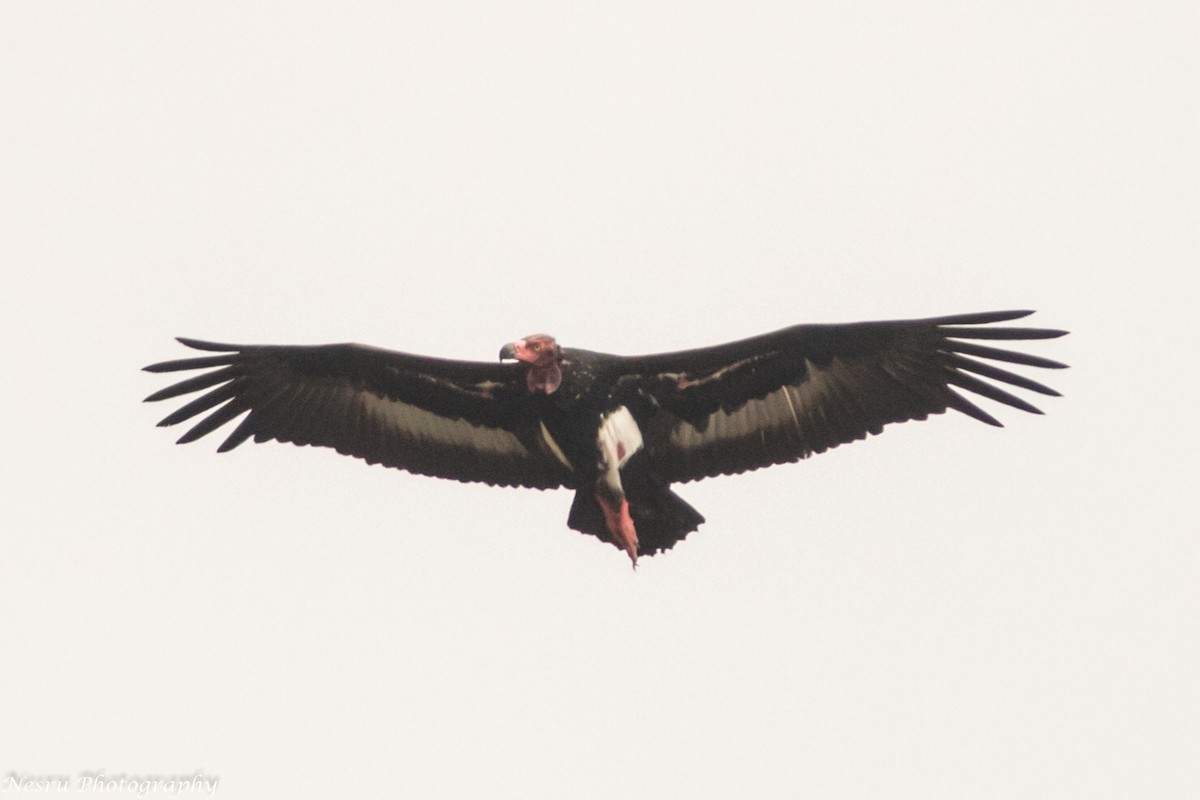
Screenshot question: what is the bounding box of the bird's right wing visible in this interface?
[144,339,573,489]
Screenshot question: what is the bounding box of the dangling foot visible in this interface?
[597,494,639,567]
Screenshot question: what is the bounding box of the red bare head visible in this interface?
[499,334,562,394]
[499,334,560,366]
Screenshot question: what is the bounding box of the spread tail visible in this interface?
[567,454,705,559]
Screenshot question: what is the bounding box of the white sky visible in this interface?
[2,3,1196,798]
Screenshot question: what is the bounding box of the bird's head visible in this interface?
[500,334,562,394]
[499,334,560,367]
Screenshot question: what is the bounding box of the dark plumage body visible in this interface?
[144,311,1067,564]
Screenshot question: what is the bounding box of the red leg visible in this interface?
[596,493,639,567]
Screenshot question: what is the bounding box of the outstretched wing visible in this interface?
[614,311,1068,483]
[143,339,573,489]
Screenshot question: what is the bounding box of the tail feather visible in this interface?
[629,483,706,556]
[567,453,705,558]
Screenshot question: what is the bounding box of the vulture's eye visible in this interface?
[530,342,541,352]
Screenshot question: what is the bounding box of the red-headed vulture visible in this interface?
[144,310,1067,564]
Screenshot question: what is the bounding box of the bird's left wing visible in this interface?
[144,338,572,489]
[611,311,1068,483]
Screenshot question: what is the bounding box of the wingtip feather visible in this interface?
[946,389,1004,426]
[176,337,242,352]
[928,310,1035,325]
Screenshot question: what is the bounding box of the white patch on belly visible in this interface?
[598,406,644,469]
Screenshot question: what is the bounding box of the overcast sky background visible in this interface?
[2,3,1196,799]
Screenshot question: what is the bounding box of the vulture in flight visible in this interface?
[144,310,1067,565]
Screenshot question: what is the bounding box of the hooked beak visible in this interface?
[499,342,519,361]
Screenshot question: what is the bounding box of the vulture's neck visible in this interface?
[526,362,562,394]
